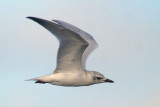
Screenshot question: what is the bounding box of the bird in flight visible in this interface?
[26,17,114,86]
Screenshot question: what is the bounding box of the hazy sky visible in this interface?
[0,0,160,107]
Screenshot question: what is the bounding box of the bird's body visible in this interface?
[35,71,91,86]
[27,17,114,86]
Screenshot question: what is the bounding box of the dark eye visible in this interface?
[96,77,102,80]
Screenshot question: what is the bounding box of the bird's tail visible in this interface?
[25,77,39,81]
[25,77,47,84]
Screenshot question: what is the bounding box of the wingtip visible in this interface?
[26,16,51,24]
[26,16,37,20]
[26,16,33,19]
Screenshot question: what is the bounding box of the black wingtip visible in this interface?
[26,16,32,19]
[26,16,45,24]
[26,16,37,20]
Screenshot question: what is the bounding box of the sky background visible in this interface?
[0,0,160,107]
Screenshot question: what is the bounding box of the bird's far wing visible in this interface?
[53,20,98,69]
[27,17,88,73]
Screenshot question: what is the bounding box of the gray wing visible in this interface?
[53,20,98,69]
[27,17,98,73]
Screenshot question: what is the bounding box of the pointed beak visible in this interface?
[105,79,114,83]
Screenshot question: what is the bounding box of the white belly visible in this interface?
[45,73,92,86]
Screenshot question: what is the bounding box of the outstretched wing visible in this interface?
[53,20,98,69]
[27,17,98,73]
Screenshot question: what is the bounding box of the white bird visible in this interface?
[26,17,114,86]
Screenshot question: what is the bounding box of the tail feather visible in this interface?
[25,78,39,81]
[25,78,47,84]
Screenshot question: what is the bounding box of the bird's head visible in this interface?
[88,71,114,84]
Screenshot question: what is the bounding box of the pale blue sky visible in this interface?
[0,0,160,107]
